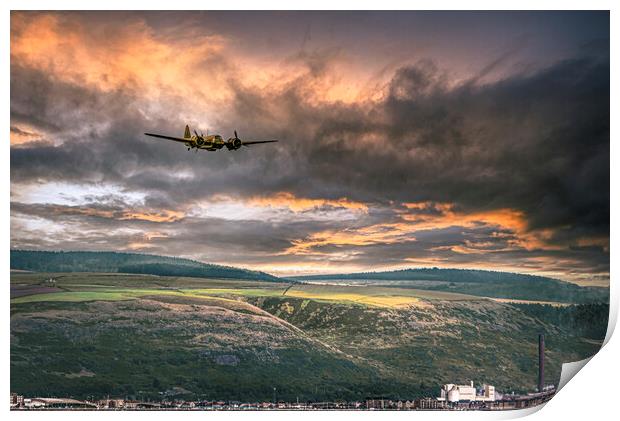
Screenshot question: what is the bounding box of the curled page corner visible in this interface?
[558,357,593,392]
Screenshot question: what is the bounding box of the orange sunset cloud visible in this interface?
[285,201,559,256]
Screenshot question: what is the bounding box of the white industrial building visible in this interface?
[438,381,496,403]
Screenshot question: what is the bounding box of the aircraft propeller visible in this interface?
[231,130,243,149]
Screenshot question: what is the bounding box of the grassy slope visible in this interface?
[11,297,374,401]
[10,273,606,401]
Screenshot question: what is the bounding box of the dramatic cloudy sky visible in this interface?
[10,11,609,284]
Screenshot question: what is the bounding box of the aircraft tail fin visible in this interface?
[184,125,191,139]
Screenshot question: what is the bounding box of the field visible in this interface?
[11,272,607,401]
[11,273,481,307]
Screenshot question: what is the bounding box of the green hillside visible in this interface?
[10,272,608,401]
[10,250,282,282]
[292,268,608,304]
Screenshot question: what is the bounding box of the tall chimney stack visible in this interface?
[538,333,545,392]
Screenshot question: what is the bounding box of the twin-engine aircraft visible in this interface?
[144,125,278,152]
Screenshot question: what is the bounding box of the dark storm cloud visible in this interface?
[12,51,609,235]
[10,64,297,204]
[11,49,609,216]
[10,11,609,279]
[223,50,610,247]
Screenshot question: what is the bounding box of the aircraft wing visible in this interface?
[144,133,191,143]
[242,140,278,146]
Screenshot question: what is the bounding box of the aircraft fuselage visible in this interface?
[186,134,227,151]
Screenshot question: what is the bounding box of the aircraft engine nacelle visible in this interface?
[226,137,242,150]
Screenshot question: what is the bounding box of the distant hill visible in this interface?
[291,268,608,304]
[10,250,284,283]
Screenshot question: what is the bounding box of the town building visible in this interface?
[365,397,391,409]
[96,398,125,409]
[416,397,446,410]
[10,393,24,408]
[438,381,496,403]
